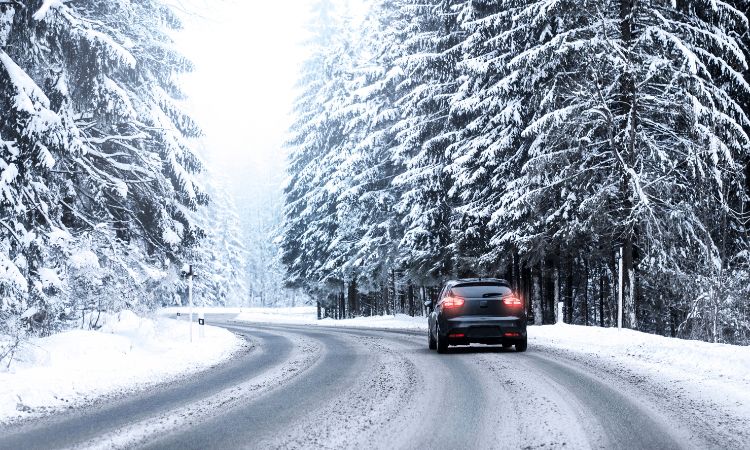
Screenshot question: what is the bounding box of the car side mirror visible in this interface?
[424,300,433,308]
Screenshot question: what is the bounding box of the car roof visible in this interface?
[446,278,511,287]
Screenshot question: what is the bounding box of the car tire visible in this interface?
[515,338,528,352]
[436,327,448,354]
[428,328,437,350]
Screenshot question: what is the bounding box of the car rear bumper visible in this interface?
[442,316,526,345]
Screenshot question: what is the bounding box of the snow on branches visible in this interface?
[282,0,750,342]
[0,0,243,351]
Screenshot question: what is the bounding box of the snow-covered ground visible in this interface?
[233,306,750,427]
[0,310,243,423]
[161,306,250,315]
[531,323,750,429]
[233,306,426,330]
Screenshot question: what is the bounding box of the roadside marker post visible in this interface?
[182,264,195,343]
[189,266,193,343]
[198,311,205,338]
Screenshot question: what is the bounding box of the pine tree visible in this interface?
[280,0,750,341]
[1,0,209,342]
[282,0,350,310]
[393,0,466,284]
[461,0,750,332]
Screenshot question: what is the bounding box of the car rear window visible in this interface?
[451,284,512,298]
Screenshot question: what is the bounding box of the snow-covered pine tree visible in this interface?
[321,0,409,316]
[478,0,750,335]
[280,0,750,340]
[241,181,286,307]
[1,0,208,343]
[189,174,248,307]
[0,44,72,338]
[392,0,466,286]
[282,0,352,315]
[456,0,626,323]
[448,0,525,271]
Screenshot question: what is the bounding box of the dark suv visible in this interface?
[426,278,527,353]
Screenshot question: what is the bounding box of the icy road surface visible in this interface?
[0,314,746,450]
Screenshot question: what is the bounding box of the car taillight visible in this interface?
[443,295,465,309]
[503,295,522,306]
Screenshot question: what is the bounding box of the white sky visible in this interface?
[175,0,312,195]
[173,0,370,219]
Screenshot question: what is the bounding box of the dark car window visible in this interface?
[451,284,512,298]
[436,286,449,304]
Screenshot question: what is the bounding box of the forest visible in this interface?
[281,0,750,344]
[0,0,247,358]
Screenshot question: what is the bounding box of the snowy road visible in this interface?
[0,315,744,449]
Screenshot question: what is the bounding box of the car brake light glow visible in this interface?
[449,333,465,339]
[443,294,465,309]
[503,295,522,306]
[504,332,521,337]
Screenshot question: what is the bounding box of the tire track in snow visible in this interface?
[69,327,325,450]
[5,320,735,450]
[471,350,593,450]
[144,325,374,449]
[257,333,421,449]
[257,326,491,450]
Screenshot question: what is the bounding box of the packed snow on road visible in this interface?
[233,306,750,431]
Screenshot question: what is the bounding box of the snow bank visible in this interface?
[529,324,750,421]
[530,324,750,387]
[233,307,427,330]
[0,310,243,423]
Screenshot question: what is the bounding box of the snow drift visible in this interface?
[0,310,243,423]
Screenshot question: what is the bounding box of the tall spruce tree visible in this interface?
[1,0,212,343]
[393,0,465,284]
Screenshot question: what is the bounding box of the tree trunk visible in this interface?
[669,298,677,337]
[533,265,543,325]
[512,250,521,291]
[521,264,531,318]
[619,0,638,330]
[599,270,607,328]
[408,282,415,317]
[347,279,358,318]
[583,259,589,326]
[565,257,574,324]
[398,273,405,314]
[553,264,560,324]
[317,300,321,320]
[388,270,397,315]
[384,279,391,316]
[621,240,636,328]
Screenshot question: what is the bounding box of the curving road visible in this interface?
[0,315,743,450]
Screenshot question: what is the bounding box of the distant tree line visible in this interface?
[0,0,246,360]
[281,0,750,344]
